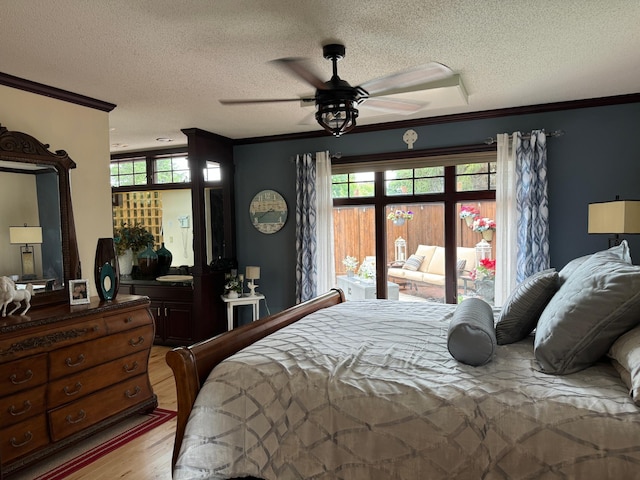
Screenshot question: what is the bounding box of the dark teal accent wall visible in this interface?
[233,102,640,314]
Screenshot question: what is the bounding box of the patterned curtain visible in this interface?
[515,130,550,281]
[295,152,334,303]
[495,130,550,304]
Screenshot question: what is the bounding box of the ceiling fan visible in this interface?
[220,43,454,137]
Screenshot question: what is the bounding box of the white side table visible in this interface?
[221,293,265,331]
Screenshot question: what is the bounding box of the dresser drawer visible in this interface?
[47,350,150,408]
[0,385,47,428]
[0,414,49,463]
[0,320,104,362]
[0,354,47,396]
[49,374,153,442]
[105,307,153,334]
[49,325,154,379]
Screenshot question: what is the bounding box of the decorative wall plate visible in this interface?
[249,189,288,234]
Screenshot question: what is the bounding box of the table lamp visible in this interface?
[246,266,260,296]
[588,198,640,247]
[9,224,43,280]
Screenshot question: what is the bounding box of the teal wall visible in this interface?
[233,102,640,314]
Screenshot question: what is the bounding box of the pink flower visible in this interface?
[472,217,496,232]
[459,205,480,219]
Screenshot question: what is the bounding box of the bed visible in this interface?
[167,243,640,479]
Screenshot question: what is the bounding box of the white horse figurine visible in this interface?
[0,276,33,316]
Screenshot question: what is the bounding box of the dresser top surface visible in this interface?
[0,294,150,335]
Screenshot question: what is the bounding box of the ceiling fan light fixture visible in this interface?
[316,100,359,137]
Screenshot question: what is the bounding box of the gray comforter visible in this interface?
[174,300,640,479]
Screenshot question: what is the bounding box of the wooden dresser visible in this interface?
[0,294,157,477]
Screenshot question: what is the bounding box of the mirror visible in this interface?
[111,188,194,271]
[0,124,80,309]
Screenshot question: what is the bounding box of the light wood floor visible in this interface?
[65,345,177,479]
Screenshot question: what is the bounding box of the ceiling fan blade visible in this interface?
[220,98,304,105]
[359,62,454,96]
[361,97,427,114]
[270,57,328,90]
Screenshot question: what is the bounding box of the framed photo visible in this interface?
[69,279,90,305]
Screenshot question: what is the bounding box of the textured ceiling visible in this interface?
[2,1,640,152]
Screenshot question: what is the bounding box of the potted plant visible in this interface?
[472,217,497,242]
[358,260,376,282]
[471,258,496,302]
[113,222,155,276]
[387,209,414,226]
[342,255,359,277]
[459,205,480,227]
[224,274,243,298]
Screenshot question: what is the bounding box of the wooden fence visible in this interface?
[333,202,496,275]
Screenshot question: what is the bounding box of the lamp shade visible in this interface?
[246,266,260,280]
[9,226,43,245]
[588,201,640,234]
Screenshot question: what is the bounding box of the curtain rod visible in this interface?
[484,129,564,145]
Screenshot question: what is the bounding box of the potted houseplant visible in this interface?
[387,209,414,226]
[224,274,243,298]
[113,222,155,276]
[342,255,359,277]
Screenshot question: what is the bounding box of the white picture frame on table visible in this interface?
[69,279,90,305]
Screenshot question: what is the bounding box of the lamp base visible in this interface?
[247,281,259,297]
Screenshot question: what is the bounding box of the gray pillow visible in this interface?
[534,249,640,375]
[402,254,424,271]
[448,298,496,366]
[558,240,632,285]
[495,269,558,345]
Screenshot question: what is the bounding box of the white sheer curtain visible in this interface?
[315,151,335,294]
[295,151,335,302]
[495,133,518,305]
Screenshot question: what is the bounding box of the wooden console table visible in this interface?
[0,295,157,477]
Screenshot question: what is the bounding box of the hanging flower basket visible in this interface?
[482,229,494,242]
[472,217,496,242]
[460,205,480,227]
[388,209,413,227]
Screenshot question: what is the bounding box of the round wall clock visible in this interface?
[249,189,288,234]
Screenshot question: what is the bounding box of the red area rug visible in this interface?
[11,408,176,480]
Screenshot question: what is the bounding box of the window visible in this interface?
[385,166,445,196]
[332,152,497,304]
[154,155,190,184]
[456,162,496,191]
[110,152,223,188]
[204,161,221,182]
[331,172,374,199]
[110,157,147,187]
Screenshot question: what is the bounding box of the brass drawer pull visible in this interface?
[63,382,83,396]
[128,336,144,347]
[10,431,33,448]
[124,316,133,323]
[65,354,86,368]
[9,369,33,385]
[9,400,32,416]
[66,409,86,424]
[123,361,139,373]
[125,386,141,398]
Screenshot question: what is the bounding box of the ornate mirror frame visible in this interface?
[0,124,81,307]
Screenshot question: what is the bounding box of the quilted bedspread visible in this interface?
[174,300,640,479]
